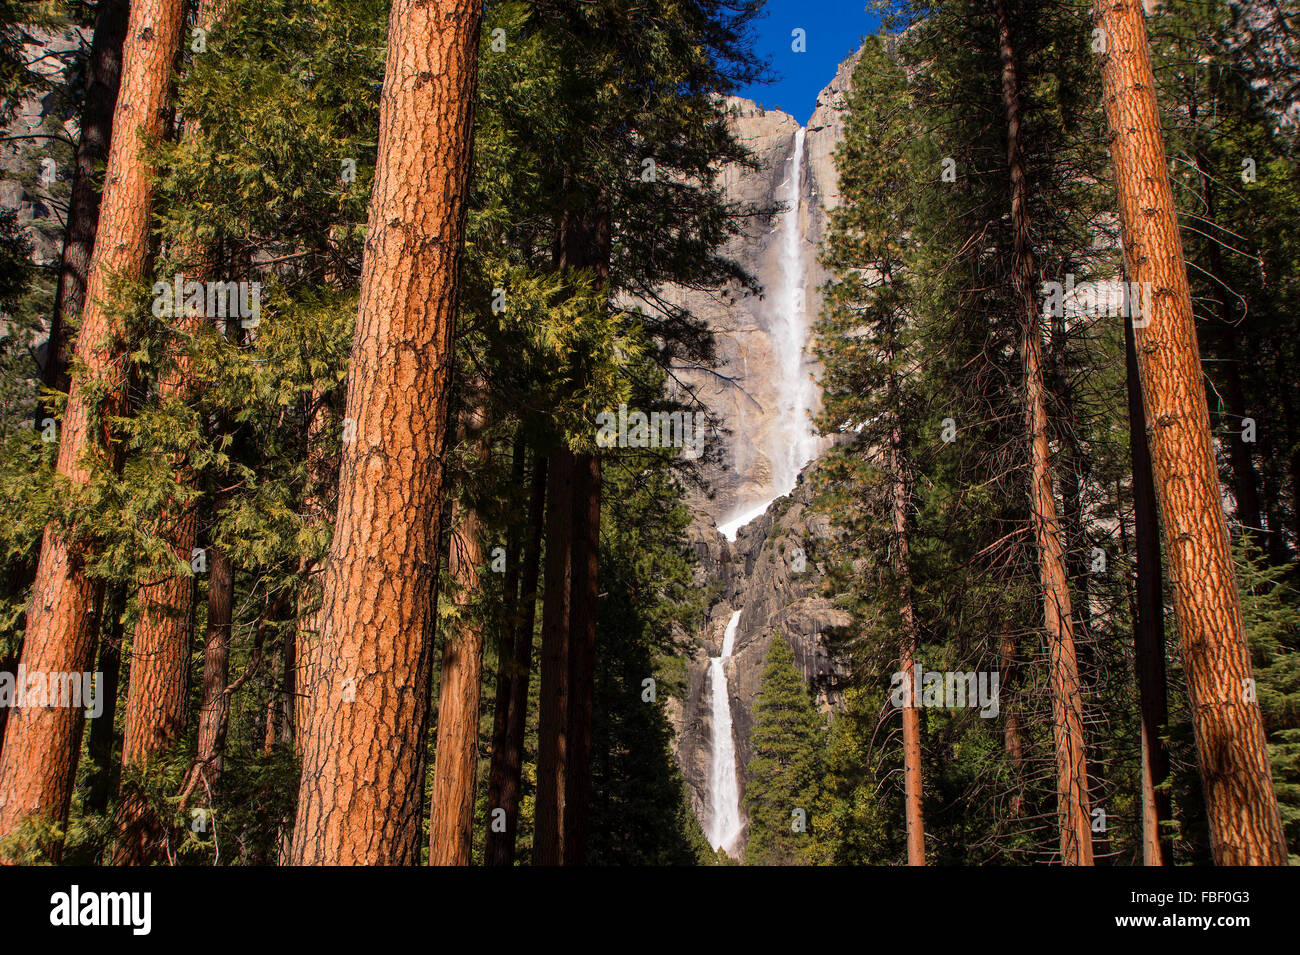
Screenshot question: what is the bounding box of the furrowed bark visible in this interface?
[1095,0,1287,864]
[0,0,188,859]
[429,401,490,866]
[42,0,130,394]
[289,0,481,865]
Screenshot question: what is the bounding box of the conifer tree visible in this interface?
[743,636,824,866]
[1094,0,1288,865]
[290,0,482,866]
[0,0,188,858]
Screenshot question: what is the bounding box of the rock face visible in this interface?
[0,28,89,268]
[669,52,857,531]
[666,55,861,859]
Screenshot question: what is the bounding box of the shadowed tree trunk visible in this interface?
[533,446,574,865]
[41,0,130,395]
[994,0,1093,865]
[484,451,546,865]
[429,400,490,866]
[0,0,188,860]
[289,0,481,865]
[1095,0,1287,865]
[1126,310,1172,866]
[85,584,125,815]
[185,541,233,802]
[563,450,601,864]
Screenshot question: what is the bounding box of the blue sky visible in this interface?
[734,0,883,124]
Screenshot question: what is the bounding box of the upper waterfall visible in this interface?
[717,125,822,540]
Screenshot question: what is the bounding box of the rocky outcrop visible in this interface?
[673,471,851,856]
[664,53,861,859]
[667,55,857,530]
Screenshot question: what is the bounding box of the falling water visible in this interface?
[707,609,744,855]
[718,126,820,541]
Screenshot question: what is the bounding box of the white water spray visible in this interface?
[718,126,821,541]
[707,609,744,855]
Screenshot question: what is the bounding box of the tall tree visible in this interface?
[1094,0,1288,864]
[289,0,481,865]
[0,0,188,858]
[1125,311,1171,865]
[994,0,1093,865]
[484,451,546,866]
[428,399,490,866]
[41,0,129,394]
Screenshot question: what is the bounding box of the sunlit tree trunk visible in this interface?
[0,0,188,859]
[290,0,481,865]
[429,401,490,866]
[1095,0,1287,865]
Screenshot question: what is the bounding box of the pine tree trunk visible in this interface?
[994,0,1094,865]
[429,403,490,866]
[484,452,546,865]
[892,439,925,866]
[294,389,331,753]
[484,442,523,849]
[192,543,233,795]
[85,584,124,815]
[0,0,188,859]
[1095,0,1288,865]
[289,0,480,865]
[563,451,601,864]
[483,440,521,862]
[1126,312,1172,866]
[534,447,574,865]
[41,0,130,394]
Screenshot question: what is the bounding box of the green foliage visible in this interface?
[742,635,825,865]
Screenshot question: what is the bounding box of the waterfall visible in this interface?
[718,125,820,541]
[707,609,744,855]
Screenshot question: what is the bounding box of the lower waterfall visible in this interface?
[707,609,744,855]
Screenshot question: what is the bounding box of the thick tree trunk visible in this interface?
[289,0,480,865]
[1095,0,1288,864]
[429,403,490,866]
[0,0,188,859]
[533,447,574,865]
[484,453,546,865]
[563,451,601,864]
[1126,313,1172,866]
[41,0,130,394]
[995,0,1094,865]
[115,474,197,864]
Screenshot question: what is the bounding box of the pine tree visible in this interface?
[289,0,482,866]
[743,636,824,866]
[1094,0,1288,865]
[0,0,189,860]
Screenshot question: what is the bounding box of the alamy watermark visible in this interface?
[151,273,261,328]
[0,667,104,718]
[1041,275,1152,327]
[595,404,707,460]
[889,663,1000,718]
